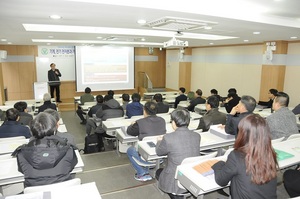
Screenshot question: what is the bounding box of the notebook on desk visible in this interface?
[209,125,235,139]
[193,159,219,177]
[275,149,294,161]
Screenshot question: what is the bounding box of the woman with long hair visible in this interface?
[212,114,278,199]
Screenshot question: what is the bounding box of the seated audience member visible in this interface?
[292,103,300,115]
[174,87,187,108]
[187,89,206,112]
[197,95,226,132]
[14,112,78,187]
[0,108,31,138]
[38,93,57,113]
[153,93,169,114]
[44,108,76,146]
[212,114,277,199]
[258,88,278,109]
[225,95,256,136]
[283,168,300,197]
[87,95,104,118]
[14,101,33,126]
[76,87,95,124]
[0,109,4,121]
[223,88,241,113]
[86,95,124,151]
[266,92,298,139]
[156,109,200,198]
[210,89,222,102]
[127,101,166,181]
[187,91,195,101]
[126,93,143,118]
[107,90,114,97]
[121,93,130,111]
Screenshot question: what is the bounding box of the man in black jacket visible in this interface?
[187,89,206,112]
[174,87,187,108]
[48,63,62,102]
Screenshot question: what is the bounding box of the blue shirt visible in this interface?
[0,121,31,138]
[126,102,143,118]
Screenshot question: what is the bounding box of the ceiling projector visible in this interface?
[163,37,188,48]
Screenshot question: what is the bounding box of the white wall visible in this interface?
[285,43,300,107]
[166,43,300,107]
[166,50,180,90]
[191,45,263,99]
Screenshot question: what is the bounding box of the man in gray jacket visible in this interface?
[266,92,298,139]
[156,109,200,198]
[127,101,166,181]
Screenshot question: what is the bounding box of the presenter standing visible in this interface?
[48,63,62,102]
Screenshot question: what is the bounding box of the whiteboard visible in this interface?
[34,82,48,100]
[36,46,76,82]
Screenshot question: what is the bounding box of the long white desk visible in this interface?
[0,150,84,187]
[138,130,235,162]
[113,120,199,156]
[0,139,29,155]
[1,182,101,199]
[103,113,201,132]
[176,137,300,197]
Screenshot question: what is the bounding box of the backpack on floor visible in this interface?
[83,134,100,154]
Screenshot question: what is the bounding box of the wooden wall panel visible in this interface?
[135,47,166,89]
[178,47,192,91]
[259,65,286,101]
[18,62,36,92]
[17,45,36,55]
[259,41,287,101]
[0,63,4,104]
[2,63,21,99]
[262,40,288,54]
[179,62,191,92]
[60,81,76,99]
[0,45,18,55]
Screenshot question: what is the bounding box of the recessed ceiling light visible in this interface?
[204,26,212,30]
[244,40,249,42]
[7,42,12,44]
[1,39,7,42]
[137,19,146,24]
[290,36,298,39]
[253,32,260,35]
[209,43,214,45]
[141,38,145,41]
[49,15,62,20]
[96,36,102,39]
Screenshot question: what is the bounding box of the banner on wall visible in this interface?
[38,46,75,58]
[36,46,76,82]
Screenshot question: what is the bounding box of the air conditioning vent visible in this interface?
[147,16,217,31]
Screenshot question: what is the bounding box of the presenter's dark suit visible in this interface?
[48,69,62,102]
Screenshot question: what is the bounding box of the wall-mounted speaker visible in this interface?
[148,47,153,55]
[0,50,7,59]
